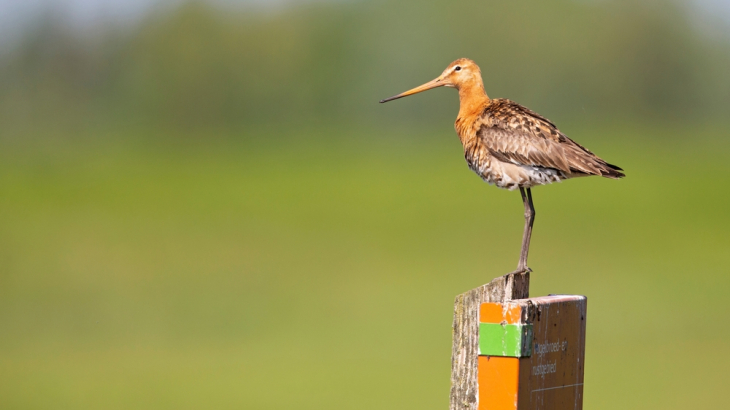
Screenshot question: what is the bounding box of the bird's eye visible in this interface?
[454,66,462,71]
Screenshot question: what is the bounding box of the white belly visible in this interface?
[473,159,568,190]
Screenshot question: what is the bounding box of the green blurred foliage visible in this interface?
[1,126,729,409]
[1,0,729,133]
[0,1,729,409]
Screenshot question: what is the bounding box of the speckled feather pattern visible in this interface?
[457,98,624,190]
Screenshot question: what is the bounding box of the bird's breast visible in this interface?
[457,111,559,190]
[463,138,495,180]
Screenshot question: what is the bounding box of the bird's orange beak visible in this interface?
[379,76,447,103]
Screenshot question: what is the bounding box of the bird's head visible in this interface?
[380,58,483,103]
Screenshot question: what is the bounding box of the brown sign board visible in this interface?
[478,295,587,410]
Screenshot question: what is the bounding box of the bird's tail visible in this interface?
[601,162,625,179]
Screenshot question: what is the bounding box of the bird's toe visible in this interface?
[508,266,532,275]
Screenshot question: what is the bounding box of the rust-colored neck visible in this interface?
[455,78,489,142]
[457,78,489,120]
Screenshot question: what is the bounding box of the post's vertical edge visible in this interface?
[449,287,481,410]
[449,272,530,410]
[578,297,588,409]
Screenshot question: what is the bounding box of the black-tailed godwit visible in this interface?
[380,58,624,273]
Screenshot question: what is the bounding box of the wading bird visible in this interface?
[380,58,624,274]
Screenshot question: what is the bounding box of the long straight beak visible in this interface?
[379,77,445,103]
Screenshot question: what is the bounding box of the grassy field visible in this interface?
[0,123,729,409]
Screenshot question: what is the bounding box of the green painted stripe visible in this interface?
[478,323,533,357]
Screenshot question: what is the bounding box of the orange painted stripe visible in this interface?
[480,303,522,324]
[478,356,519,410]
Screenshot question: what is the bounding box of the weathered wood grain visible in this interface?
[449,272,529,410]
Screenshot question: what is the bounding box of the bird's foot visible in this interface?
[507,266,532,276]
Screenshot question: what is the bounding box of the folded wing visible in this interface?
[477,99,624,179]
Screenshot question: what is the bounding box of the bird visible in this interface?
[380,58,624,274]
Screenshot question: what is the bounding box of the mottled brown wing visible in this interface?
[477,99,623,177]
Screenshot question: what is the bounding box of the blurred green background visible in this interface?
[1,0,729,409]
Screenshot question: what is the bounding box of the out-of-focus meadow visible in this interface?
[1,1,729,409]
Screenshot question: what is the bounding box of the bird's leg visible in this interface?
[513,187,535,274]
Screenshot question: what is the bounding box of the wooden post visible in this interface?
[449,273,587,410]
[450,272,531,410]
